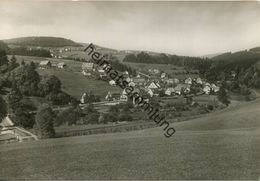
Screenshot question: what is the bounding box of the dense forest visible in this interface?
[123,52,211,75]
[123,50,260,89]
[207,50,260,88]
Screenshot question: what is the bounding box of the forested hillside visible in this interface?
[207,50,260,88]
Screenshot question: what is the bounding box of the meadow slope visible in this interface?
[0,99,260,180]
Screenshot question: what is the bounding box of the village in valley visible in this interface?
[37,53,221,106]
[0,36,251,145]
[1,1,260,180]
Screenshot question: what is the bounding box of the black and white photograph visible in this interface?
[0,0,260,180]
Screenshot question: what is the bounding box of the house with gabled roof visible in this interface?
[185,77,192,85]
[147,81,160,89]
[39,60,52,69]
[57,62,66,69]
[165,87,175,96]
[0,115,14,128]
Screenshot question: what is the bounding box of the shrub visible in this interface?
[35,105,55,139]
[119,113,133,122]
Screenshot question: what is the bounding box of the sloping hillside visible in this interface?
[0,98,259,179]
[249,47,260,53]
[174,98,260,131]
[3,36,82,47]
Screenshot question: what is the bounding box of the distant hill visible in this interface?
[211,50,260,64]
[3,36,83,47]
[249,47,260,53]
[201,52,223,59]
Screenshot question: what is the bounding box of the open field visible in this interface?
[124,62,199,79]
[11,55,83,72]
[37,69,121,99]
[9,55,125,99]
[0,98,259,179]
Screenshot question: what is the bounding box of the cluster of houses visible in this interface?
[38,60,66,69]
[102,70,220,102]
[49,47,83,59]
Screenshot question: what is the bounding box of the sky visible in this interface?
[0,1,260,56]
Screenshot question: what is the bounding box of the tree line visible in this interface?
[123,52,211,75]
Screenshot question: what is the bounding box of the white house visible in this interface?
[161,73,166,79]
[185,77,192,85]
[165,87,175,96]
[82,71,91,76]
[0,115,15,135]
[0,115,14,128]
[173,78,180,84]
[165,78,174,85]
[153,69,160,74]
[211,83,220,93]
[80,93,87,104]
[105,91,121,101]
[196,77,203,84]
[57,62,66,69]
[128,81,135,87]
[203,85,211,94]
[120,89,128,102]
[39,60,51,69]
[147,82,160,89]
[144,88,154,97]
[109,80,116,86]
[125,77,131,83]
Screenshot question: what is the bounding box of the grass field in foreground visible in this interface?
[0,99,260,180]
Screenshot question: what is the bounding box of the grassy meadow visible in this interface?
[37,69,121,100]
[11,55,122,99]
[0,98,259,179]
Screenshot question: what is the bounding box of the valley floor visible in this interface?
[0,99,260,180]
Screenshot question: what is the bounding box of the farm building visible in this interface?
[57,62,66,69]
[105,91,121,101]
[39,60,52,69]
[0,115,15,135]
[0,115,14,128]
[120,89,128,102]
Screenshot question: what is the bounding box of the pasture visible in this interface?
[0,98,259,179]
[37,69,121,99]
[124,62,199,79]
